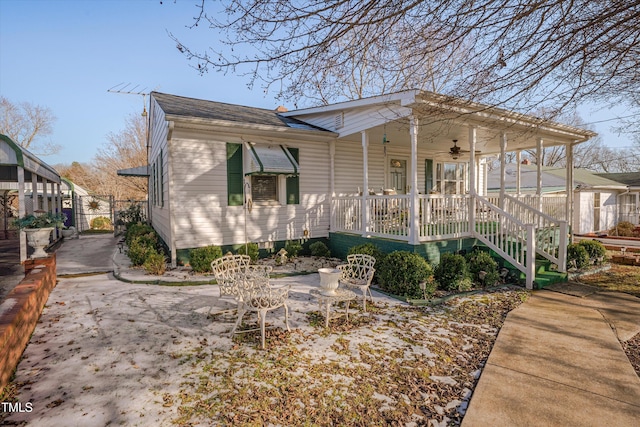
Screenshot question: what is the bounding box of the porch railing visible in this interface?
[367,195,410,239]
[332,196,361,233]
[419,195,470,239]
[501,194,567,270]
[474,196,535,287]
[487,194,567,222]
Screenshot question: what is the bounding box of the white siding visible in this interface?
[574,191,618,234]
[168,133,331,250]
[148,97,171,247]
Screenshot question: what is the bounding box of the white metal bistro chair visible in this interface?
[235,265,291,349]
[337,254,376,312]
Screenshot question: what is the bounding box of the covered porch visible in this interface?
[0,134,63,263]
[287,91,595,288]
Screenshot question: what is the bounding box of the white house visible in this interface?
[146,91,595,288]
[487,165,639,234]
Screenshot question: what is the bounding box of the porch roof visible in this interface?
[487,164,628,192]
[0,134,61,186]
[283,90,596,157]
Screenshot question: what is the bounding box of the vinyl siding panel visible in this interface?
[168,136,330,249]
[148,97,171,246]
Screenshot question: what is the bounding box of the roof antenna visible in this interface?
[108,83,151,116]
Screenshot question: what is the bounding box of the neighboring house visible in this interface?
[487,164,636,234]
[0,134,63,261]
[596,172,640,226]
[146,90,595,288]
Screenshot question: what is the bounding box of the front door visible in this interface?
[388,158,407,194]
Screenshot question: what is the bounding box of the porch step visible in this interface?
[533,258,567,289]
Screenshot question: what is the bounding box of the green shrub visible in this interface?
[236,242,259,261]
[127,237,155,267]
[309,241,331,258]
[125,222,155,246]
[434,253,471,291]
[143,249,166,275]
[90,216,112,230]
[347,243,386,265]
[117,203,146,228]
[609,221,636,237]
[377,251,433,299]
[466,250,500,286]
[284,240,302,257]
[189,245,223,273]
[567,243,589,269]
[578,240,606,263]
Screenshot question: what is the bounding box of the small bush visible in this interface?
[466,250,500,286]
[347,243,386,265]
[377,251,433,299]
[236,242,259,261]
[143,249,166,275]
[434,253,470,291]
[567,243,589,269]
[117,203,146,228]
[90,216,112,230]
[609,221,636,237]
[309,241,331,258]
[578,240,606,263]
[127,237,155,266]
[284,240,302,257]
[125,222,155,246]
[189,245,223,273]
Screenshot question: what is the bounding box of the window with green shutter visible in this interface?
[286,147,299,204]
[227,143,244,206]
[425,159,433,193]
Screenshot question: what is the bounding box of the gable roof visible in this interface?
[487,164,628,192]
[596,172,640,187]
[151,92,329,132]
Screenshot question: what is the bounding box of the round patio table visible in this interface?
[309,288,357,328]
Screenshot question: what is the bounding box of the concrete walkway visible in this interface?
[462,283,640,426]
[7,235,640,426]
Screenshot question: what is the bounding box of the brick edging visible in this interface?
[0,254,57,393]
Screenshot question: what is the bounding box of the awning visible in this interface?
[117,165,149,177]
[245,144,298,175]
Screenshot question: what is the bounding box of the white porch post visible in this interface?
[536,137,543,212]
[42,178,49,213]
[469,126,477,233]
[410,116,420,244]
[516,150,522,195]
[566,142,574,243]
[31,173,38,214]
[329,139,336,232]
[56,182,62,239]
[499,132,507,210]
[18,167,26,262]
[361,131,369,236]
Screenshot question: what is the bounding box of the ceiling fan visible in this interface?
[448,140,480,160]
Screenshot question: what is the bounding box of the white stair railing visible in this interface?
[474,196,536,289]
[502,194,567,271]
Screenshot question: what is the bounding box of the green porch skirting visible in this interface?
[328,232,480,265]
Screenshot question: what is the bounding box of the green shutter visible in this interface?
[425,159,433,193]
[159,149,164,207]
[227,143,244,206]
[286,147,299,204]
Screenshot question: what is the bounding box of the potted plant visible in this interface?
[13,210,67,258]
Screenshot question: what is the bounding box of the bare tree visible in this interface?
[0,96,61,156]
[56,114,148,200]
[93,113,148,200]
[170,0,640,118]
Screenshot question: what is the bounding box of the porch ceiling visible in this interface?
[338,116,588,161]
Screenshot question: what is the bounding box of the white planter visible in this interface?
[318,268,341,296]
[24,227,54,258]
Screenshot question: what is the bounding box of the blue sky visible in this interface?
[0,0,635,167]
